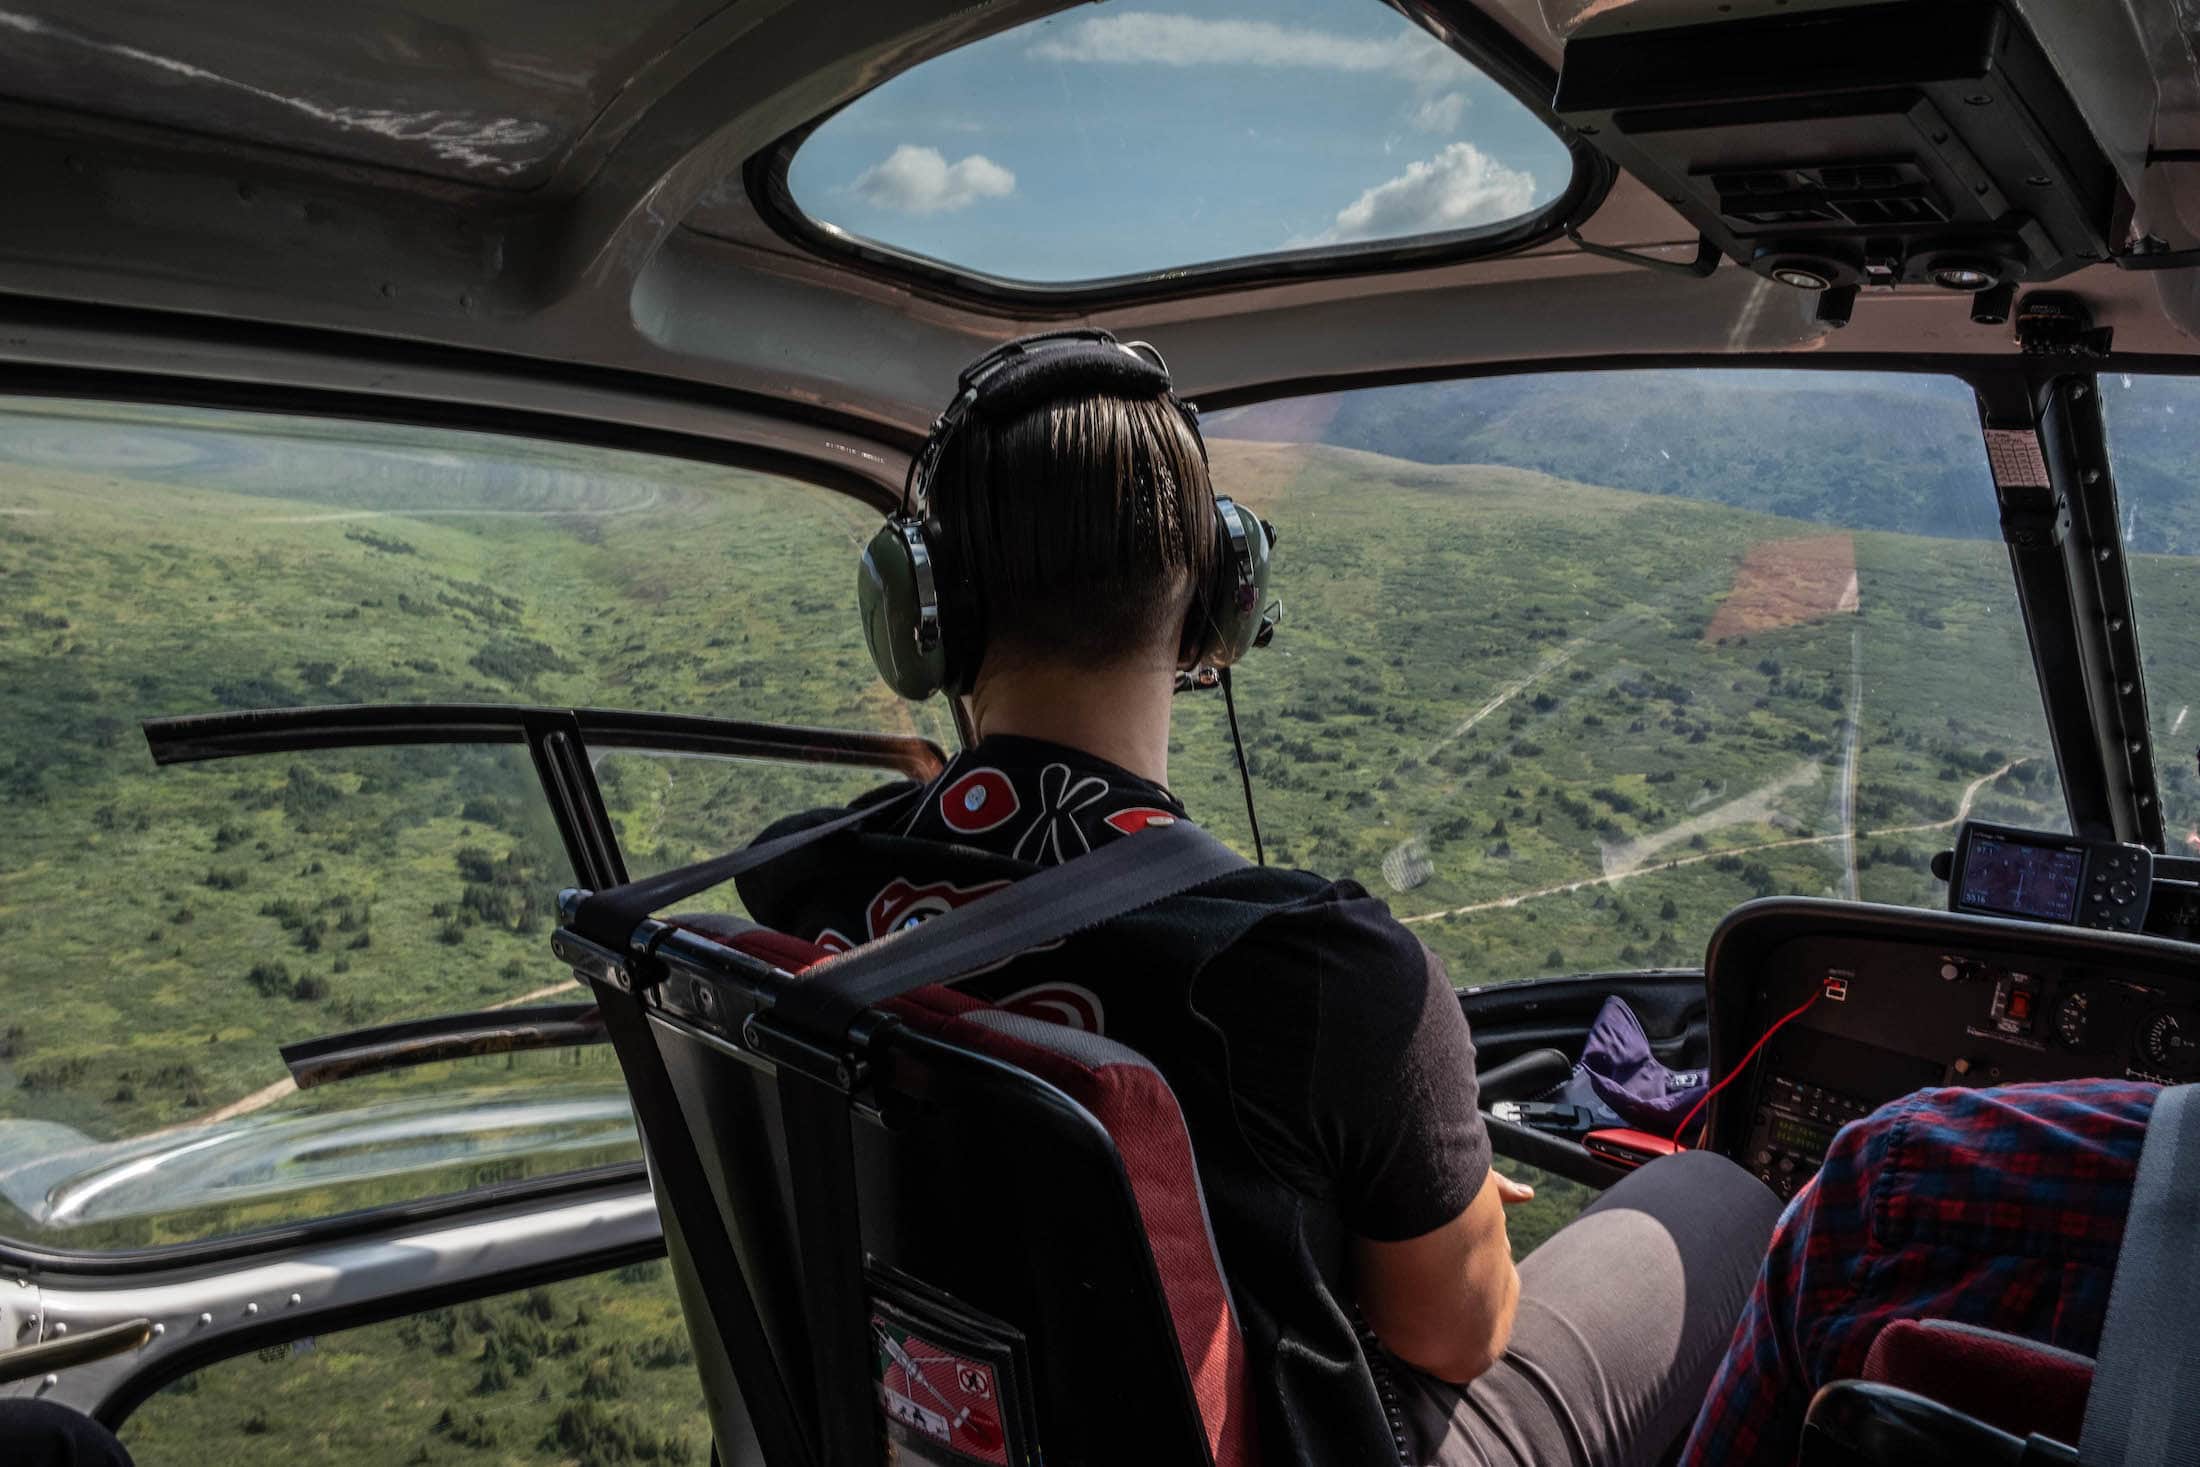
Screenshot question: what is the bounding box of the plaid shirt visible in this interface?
[1678,1079,2158,1465]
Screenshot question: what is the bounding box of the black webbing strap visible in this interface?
[589,973,818,1467]
[570,791,917,952]
[769,818,1248,1038]
[2077,1082,2200,1467]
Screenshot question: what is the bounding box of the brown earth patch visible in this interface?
[1706,533,1859,641]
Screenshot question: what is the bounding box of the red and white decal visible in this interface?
[866,875,1012,941]
[813,927,856,955]
[1103,806,1179,836]
[938,767,1019,835]
[999,982,1106,1034]
[872,1318,1007,1463]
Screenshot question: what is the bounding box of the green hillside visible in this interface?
[0,388,2139,1464]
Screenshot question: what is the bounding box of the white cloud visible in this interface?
[1410,90,1468,133]
[849,145,1015,214]
[1028,12,1458,87]
[1304,142,1537,245]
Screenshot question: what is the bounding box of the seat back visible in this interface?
[630,913,1254,1467]
[1863,1320,2092,1447]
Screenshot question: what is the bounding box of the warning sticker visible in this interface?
[873,1316,1008,1465]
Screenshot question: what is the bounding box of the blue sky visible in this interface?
[785,0,1573,282]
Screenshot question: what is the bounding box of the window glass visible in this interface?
[121,1259,705,1465]
[1177,369,2062,985]
[779,0,1572,283]
[599,751,904,881]
[2100,374,2200,846]
[0,397,950,1249]
[0,743,643,1251]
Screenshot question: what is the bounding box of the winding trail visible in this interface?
[1401,757,2026,927]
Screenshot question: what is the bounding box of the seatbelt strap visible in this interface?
[770,817,1247,1037]
[570,792,913,951]
[2076,1082,2200,1467]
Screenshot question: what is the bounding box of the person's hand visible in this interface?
[1493,1171,1536,1206]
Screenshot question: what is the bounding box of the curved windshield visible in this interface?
[2101,373,2200,848]
[775,0,1573,283]
[1177,369,2064,983]
[0,397,948,1250]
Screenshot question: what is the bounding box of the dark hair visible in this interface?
[930,391,1218,675]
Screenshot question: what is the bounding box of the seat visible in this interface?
[598,910,1256,1467]
[1800,1321,2093,1466]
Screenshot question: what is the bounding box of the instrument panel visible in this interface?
[1705,900,2200,1200]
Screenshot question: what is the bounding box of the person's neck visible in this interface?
[967,654,1176,788]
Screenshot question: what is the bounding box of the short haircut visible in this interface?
[930,391,1219,675]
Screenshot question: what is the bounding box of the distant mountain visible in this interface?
[1208,369,2200,553]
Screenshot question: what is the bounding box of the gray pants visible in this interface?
[1399,1150,1784,1467]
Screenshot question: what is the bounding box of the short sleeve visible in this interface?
[1230,891,1491,1242]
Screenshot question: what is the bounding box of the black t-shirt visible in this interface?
[738,734,1491,1462]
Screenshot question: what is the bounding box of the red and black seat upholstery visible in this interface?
[639,913,1256,1466]
[1801,1320,2094,1466]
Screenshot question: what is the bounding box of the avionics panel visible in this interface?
[1704,900,2200,1199]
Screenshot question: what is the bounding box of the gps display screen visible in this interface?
[1959,833,2086,923]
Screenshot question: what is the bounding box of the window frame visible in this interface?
[738,0,1616,309]
[0,701,942,1272]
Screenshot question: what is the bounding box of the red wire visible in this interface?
[1673,991,1821,1150]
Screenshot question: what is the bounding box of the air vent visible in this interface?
[1710,161,1950,234]
[1833,194,1949,226]
[1731,205,1845,226]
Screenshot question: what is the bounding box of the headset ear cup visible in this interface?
[859,519,949,700]
[1188,498,1275,669]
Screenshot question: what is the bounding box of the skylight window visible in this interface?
[777,0,1576,286]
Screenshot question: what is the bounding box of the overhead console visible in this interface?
[1553,0,2124,311]
[1703,896,2200,1201]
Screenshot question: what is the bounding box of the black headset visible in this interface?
[858,328,1278,701]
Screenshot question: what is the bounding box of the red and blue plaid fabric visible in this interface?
[1678,1078,2158,1465]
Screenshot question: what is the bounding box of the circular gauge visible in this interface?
[2053,990,2091,1049]
[2141,1011,2198,1075]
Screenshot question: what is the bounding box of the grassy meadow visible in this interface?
[0,383,2154,1462]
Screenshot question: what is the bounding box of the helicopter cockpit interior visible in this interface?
[6,0,2200,1462]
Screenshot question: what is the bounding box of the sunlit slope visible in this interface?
[1175,439,2064,984]
[0,439,913,1174]
[1,428,2063,1184]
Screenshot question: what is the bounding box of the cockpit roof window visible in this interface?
[770,0,1579,289]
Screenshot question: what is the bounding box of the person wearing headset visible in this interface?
[736,331,1782,1466]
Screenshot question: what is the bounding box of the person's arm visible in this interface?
[1354,1169,1535,1383]
[1252,892,1516,1378]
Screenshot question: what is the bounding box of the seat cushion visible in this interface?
[1862,1318,2093,1445]
[672,916,1256,1467]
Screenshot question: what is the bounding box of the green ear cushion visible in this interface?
[858,520,948,701]
[1202,498,1275,667]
